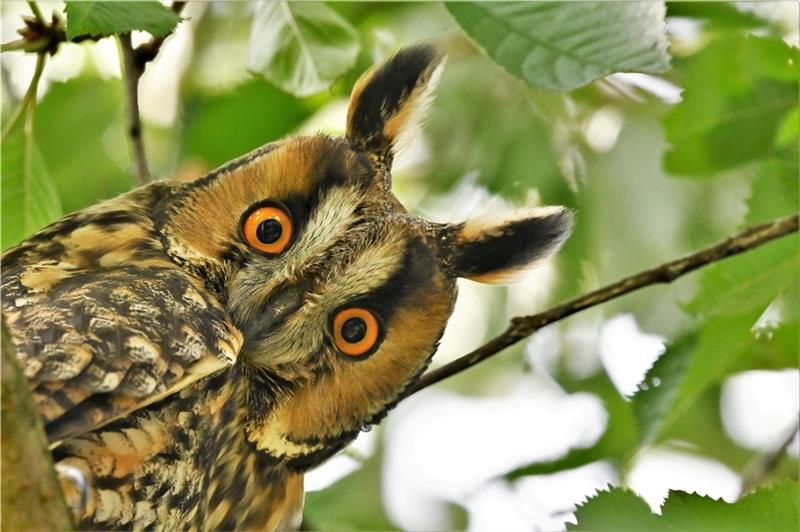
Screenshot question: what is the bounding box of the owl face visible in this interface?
[158,45,573,460]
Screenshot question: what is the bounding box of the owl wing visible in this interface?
[2,262,242,442]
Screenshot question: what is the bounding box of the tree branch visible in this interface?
[410,213,799,394]
[116,1,186,186]
[2,322,73,530]
[739,421,799,497]
[118,32,151,185]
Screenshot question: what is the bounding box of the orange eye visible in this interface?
[332,307,382,357]
[242,204,293,255]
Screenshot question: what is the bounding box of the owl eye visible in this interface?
[332,307,382,357]
[242,204,293,255]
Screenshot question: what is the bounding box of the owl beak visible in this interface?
[260,283,305,334]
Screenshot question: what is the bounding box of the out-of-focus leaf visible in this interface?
[247,1,359,97]
[35,78,132,213]
[568,487,658,530]
[745,158,799,225]
[633,315,798,444]
[304,447,397,531]
[445,2,670,91]
[64,1,181,39]
[686,234,798,318]
[745,320,799,371]
[570,481,800,530]
[182,78,313,168]
[422,55,564,198]
[664,36,798,176]
[660,386,753,471]
[666,2,765,31]
[631,335,696,445]
[1,128,62,249]
[775,106,799,149]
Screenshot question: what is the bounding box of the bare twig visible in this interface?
[410,214,800,394]
[116,1,186,186]
[118,32,151,185]
[739,422,799,497]
[1,51,46,143]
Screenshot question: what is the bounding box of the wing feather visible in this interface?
[2,186,242,441]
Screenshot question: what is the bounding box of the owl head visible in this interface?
[161,45,572,467]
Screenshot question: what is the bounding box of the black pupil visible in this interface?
[256,218,283,244]
[341,317,367,344]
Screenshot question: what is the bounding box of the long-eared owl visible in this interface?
[1,45,572,529]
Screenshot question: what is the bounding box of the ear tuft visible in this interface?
[346,44,444,161]
[449,206,574,284]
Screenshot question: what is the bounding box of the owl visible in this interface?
[2,45,572,530]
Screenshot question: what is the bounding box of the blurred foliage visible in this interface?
[1,1,798,530]
[570,480,800,531]
[663,36,797,176]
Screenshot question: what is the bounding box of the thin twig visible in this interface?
[118,32,151,185]
[1,52,46,143]
[410,214,800,394]
[739,421,799,497]
[116,1,186,186]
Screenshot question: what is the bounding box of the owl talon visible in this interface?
[55,463,88,521]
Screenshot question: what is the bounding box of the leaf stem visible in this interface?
[21,53,47,231]
[1,52,46,144]
[409,214,800,394]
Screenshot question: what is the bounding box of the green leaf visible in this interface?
[445,2,670,91]
[745,158,799,226]
[568,487,659,530]
[631,335,696,445]
[664,36,798,176]
[687,233,799,318]
[646,313,761,438]
[570,481,800,531]
[775,106,799,149]
[659,481,800,531]
[1,127,62,250]
[246,1,360,97]
[64,1,181,39]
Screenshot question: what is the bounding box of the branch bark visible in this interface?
[118,32,151,185]
[117,2,185,186]
[410,213,800,394]
[739,422,799,497]
[1,323,73,530]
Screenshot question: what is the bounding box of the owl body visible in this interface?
[2,46,572,529]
